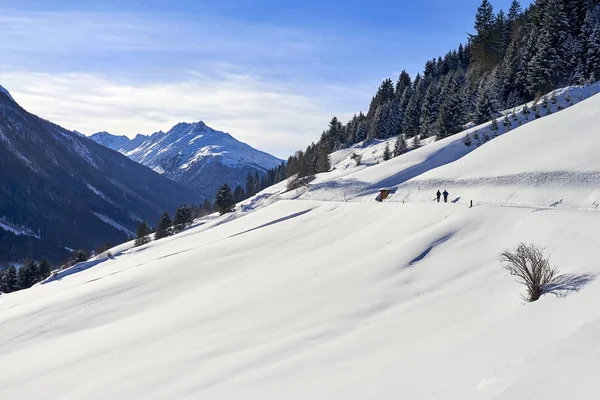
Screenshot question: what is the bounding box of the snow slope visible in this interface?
[2,86,600,399]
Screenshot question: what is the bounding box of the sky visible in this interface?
[0,0,528,158]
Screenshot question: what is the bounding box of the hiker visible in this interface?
[436,190,441,203]
[443,190,449,203]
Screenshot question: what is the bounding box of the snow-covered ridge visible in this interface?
[91,121,283,196]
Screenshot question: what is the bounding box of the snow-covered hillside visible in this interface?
[91,122,282,197]
[2,86,600,399]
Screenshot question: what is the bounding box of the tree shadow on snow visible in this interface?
[544,273,597,298]
[228,209,313,238]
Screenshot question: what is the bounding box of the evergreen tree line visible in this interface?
[281,0,600,184]
[134,201,210,246]
[229,164,287,204]
[0,258,52,293]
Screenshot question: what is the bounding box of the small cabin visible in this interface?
[375,188,395,202]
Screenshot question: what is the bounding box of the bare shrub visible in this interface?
[287,174,314,191]
[499,243,559,302]
[350,152,362,166]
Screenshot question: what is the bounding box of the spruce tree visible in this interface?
[18,260,38,290]
[173,205,193,233]
[490,118,500,136]
[135,221,151,246]
[0,265,19,293]
[382,143,391,161]
[37,258,52,281]
[215,183,236,215]
[315,144,330,173]
[202,198,212,215]
[475,87,496,124]
[393,134,408,157]
[464,133,473,147]
[412,134,421,149]
[155,212,173,240]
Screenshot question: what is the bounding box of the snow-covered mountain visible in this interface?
[91,122,283,197]
[3,85,600,399]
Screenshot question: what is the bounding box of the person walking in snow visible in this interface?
[443,190,449,203]
[436,190,441,203]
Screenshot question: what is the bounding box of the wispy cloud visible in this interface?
[0,8,392,156]
[2,71,369,157]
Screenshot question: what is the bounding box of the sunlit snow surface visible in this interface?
[2,86,600,399]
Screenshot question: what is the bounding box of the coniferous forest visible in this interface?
[275,0,600,185]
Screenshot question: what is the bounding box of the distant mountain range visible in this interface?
[91,123,283,197]
[0,85,198,265]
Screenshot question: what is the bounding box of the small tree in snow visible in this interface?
[473,130,479,141]
[565,93,572,105]
[512,110,518,121]
[155,212,173,240]
[173,205,193,233]
[463,133,472,147]
[502,115,511,130]
[393,134,408,157]
[550,93,557,104]
[490,118,499,136]
[578,92,584,101]
[521,104,530,120]
[135,221,151,246]
[412,134,421,149]
[382,143,391,161]
[350,152,362,166]
[215,183,236,215]
[499,243,559,302]
[541,96,549,109]
[482,130,490,142]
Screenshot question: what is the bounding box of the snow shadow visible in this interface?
[544,273,597,298]
[409,232,455,266]
[228,209,313,238]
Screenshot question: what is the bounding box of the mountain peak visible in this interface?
[0,85,15,102]
[92,121,282,197]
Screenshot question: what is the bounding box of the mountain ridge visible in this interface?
[0,85,199,264]
[91,122,283,197]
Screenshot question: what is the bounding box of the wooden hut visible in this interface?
[375,188,395,202]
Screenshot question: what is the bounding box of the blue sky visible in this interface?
[0,0,529,157]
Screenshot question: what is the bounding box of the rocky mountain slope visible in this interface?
[0,86,198,264]
[91,122,282,197]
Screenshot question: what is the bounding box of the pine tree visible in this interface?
[503,115,511,130]
[0,265,19,293]
[18,260,38,290]
[74,250,89,263]
[490,118,500,136]
[215,183,236,215]
[37,258,52,281]
[135,221,151,246]
[315,144,330,173]
[155,212,173,240]
[173,205,193,233]
[382,143,391,161]
[475,87,496,124]
[541,96,549,109]
[464,133,473,147]
[412,134,421,149]
[507,0,522,26]
[522,103,531,118]
[470,0,501,72]
[393,134,408,157]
